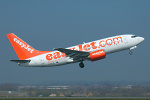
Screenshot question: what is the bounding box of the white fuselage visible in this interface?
[20,34,144,67]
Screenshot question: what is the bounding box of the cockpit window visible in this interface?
[131,35,137,38]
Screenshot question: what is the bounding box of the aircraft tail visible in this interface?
[7,33,50,60]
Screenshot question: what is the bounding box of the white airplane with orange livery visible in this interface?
[7,33,144,68]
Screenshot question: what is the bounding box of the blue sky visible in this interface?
[0,0,150,85]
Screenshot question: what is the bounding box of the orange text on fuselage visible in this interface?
[46,36,123,61]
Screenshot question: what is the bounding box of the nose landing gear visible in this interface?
[79,61,84,68]
[129,50,133,55]
[129,46,137,55]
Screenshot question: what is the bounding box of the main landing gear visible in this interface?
[79,61,84,68]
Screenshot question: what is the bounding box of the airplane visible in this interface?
[7,33,144,68]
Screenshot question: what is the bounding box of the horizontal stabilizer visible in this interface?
[10,60,31,63]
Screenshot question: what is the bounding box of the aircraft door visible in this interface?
[123,36,128,44]
[40,58,44,66]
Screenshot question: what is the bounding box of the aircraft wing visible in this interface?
[54,48,89,60]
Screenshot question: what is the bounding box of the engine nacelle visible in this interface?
[89,49,105,61]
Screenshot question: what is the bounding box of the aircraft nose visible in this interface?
[138,37,144,43]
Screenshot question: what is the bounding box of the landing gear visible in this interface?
[129,46,137,55]
[79,61,84,68]
[129,50,133,55]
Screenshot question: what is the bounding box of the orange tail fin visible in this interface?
[7,33,50,60]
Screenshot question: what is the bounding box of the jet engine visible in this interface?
[89,49,105,61]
